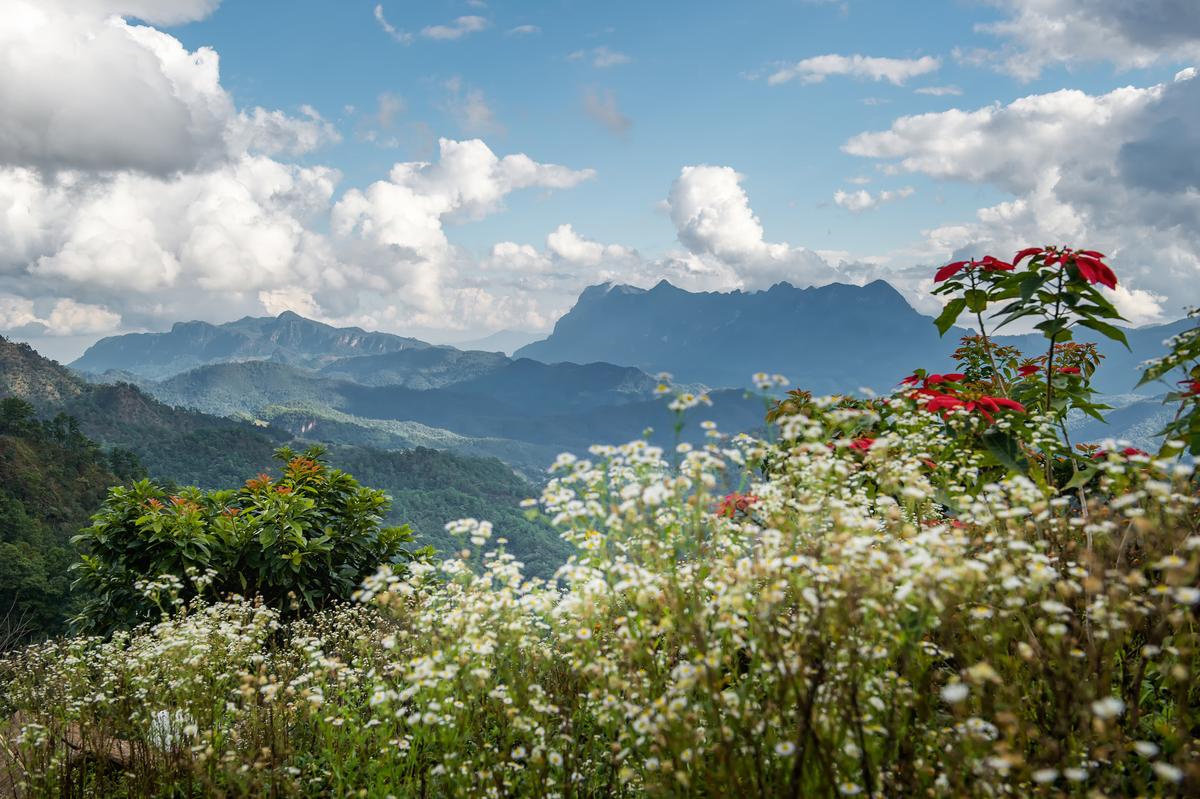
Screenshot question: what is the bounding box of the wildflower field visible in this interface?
[2,247,1199,797]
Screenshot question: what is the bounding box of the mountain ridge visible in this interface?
[516,279,1189,395]
[72,311,433,379]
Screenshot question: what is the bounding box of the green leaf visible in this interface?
[1063,465,1099,490]
[934,297,966,336]
[964,288,989,314]
[1019,272,1045,301]
[981,429,1028,474]
[1077,317,1130,349]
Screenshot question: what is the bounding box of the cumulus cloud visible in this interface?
[227,106,342,157]
[843,70,1200,317]
[0,0,603,345]
[833,186,914,212]
[0,2,232,175]
[582,88,632,137]
[974,0,1200,79]
[0,0,337,176]
[77,0,222,25]
[767,54,940,86]
[665,165,839,289]
[0,296,120,336]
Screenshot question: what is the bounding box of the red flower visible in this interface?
[925,372,966,385]
[849,436,876,452]
[920,391,1024,423]
[979,255,1014,272]
[717,492,758,518]
[1179,379,1200,397]
[1092,447,1148,459]
[934,260,970,282]
[1014,247,1044,266]
[902,373,922,386]
[934,256,1013,283]
[1073,254,1118,289]
[1017,364,1040,377]
[1058,366,1081,375]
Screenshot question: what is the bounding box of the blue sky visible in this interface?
[167,0,1180,260]
[2,0,1199,359]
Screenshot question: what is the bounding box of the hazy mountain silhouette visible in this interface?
[72,311,431,379]
[518,280,1190,395]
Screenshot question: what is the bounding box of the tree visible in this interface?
[71,445,428,634]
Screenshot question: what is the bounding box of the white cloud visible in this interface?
[582,88,631,137]
[258,287,322,318]
[665,165,838,289]
[974,0,1200,80]
[0,1,336,177]
[569,47,632,68]
[421,15,489,41]
[843,70,1200,316]
[373,4,413,44]
[914,85,963,96]
[227,106,341,157]
[0,0,606,343]
[767,54,940,86]
[507,24,540,35]
[0,1,232,175]
[0,296,120,336]
[76,0,222,25]
[833,186,914,212]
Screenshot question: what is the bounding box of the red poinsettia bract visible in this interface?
[1015,246,1117,289]
[1092,447,1148,459]
[920,391,1026,424]
[849,436,876,452]
[717,492,759,518]
[933,256,1015,283]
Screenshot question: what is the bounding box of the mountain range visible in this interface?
[61,279,1193,461]
[72,311,432,380]
[516,279,1189,396]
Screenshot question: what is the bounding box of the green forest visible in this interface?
[0,334,566,643]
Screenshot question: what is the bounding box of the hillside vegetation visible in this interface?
[1,246,1197,797]
[0,398,143,644]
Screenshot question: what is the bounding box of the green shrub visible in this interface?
[70,445,425,634]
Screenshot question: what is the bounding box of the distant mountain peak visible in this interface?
[72,313,434,380]
[516,278,943,391]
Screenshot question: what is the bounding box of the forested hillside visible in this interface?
[0,337,572,632]
[0,398,144,643]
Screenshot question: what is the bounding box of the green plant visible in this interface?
[70,445,427,634]
[1139,306,1200,456]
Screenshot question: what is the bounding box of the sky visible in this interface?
[2,0,1200,361]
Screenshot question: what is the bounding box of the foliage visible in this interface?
[1139,306,1200,456]
[70,446,426,635]
[327,445,571,580]
[1,244,1198,797]
[0,398,143,645]
[2,398,1197,796]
